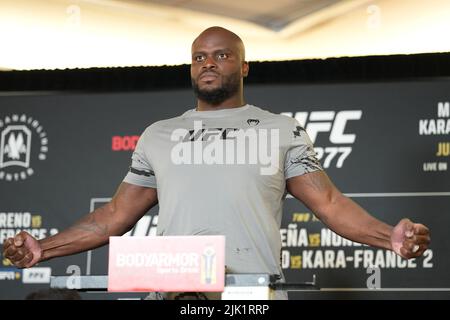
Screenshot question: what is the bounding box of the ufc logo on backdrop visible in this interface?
[282,110,363,168]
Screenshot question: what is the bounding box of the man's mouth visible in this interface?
[199,72,219,82]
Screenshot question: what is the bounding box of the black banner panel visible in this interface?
[0,80,448,299]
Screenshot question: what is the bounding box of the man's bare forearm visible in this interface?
[38,202,132,262]
[316,193,393,250]
[290,171,394,250]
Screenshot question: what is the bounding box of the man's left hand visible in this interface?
[390,218,430,259]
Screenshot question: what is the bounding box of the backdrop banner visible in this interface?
[0,80,448,299]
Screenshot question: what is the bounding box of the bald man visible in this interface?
[3,27,430,300]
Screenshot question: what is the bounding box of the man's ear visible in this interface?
[242,61,249,77]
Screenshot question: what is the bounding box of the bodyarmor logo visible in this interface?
[0,114,48,181]
[201,246,217,285]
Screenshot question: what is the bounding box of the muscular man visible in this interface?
[3,27,430,299]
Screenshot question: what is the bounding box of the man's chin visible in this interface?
[198,83,221,92]
[196,88,231,105]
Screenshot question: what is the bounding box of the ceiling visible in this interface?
[131,0,342,31]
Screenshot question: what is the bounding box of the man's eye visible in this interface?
[195,56,205,62]
[217,53,228,59]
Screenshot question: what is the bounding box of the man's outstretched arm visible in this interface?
[2,182,158,268]
[287,171,430,259]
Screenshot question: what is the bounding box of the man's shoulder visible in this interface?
[142,109,193,133]
[248,105,296,126]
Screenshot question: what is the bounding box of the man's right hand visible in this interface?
[2,231,42,268]
[2,183,157,268]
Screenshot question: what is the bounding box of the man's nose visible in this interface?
[203,55,217,69]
